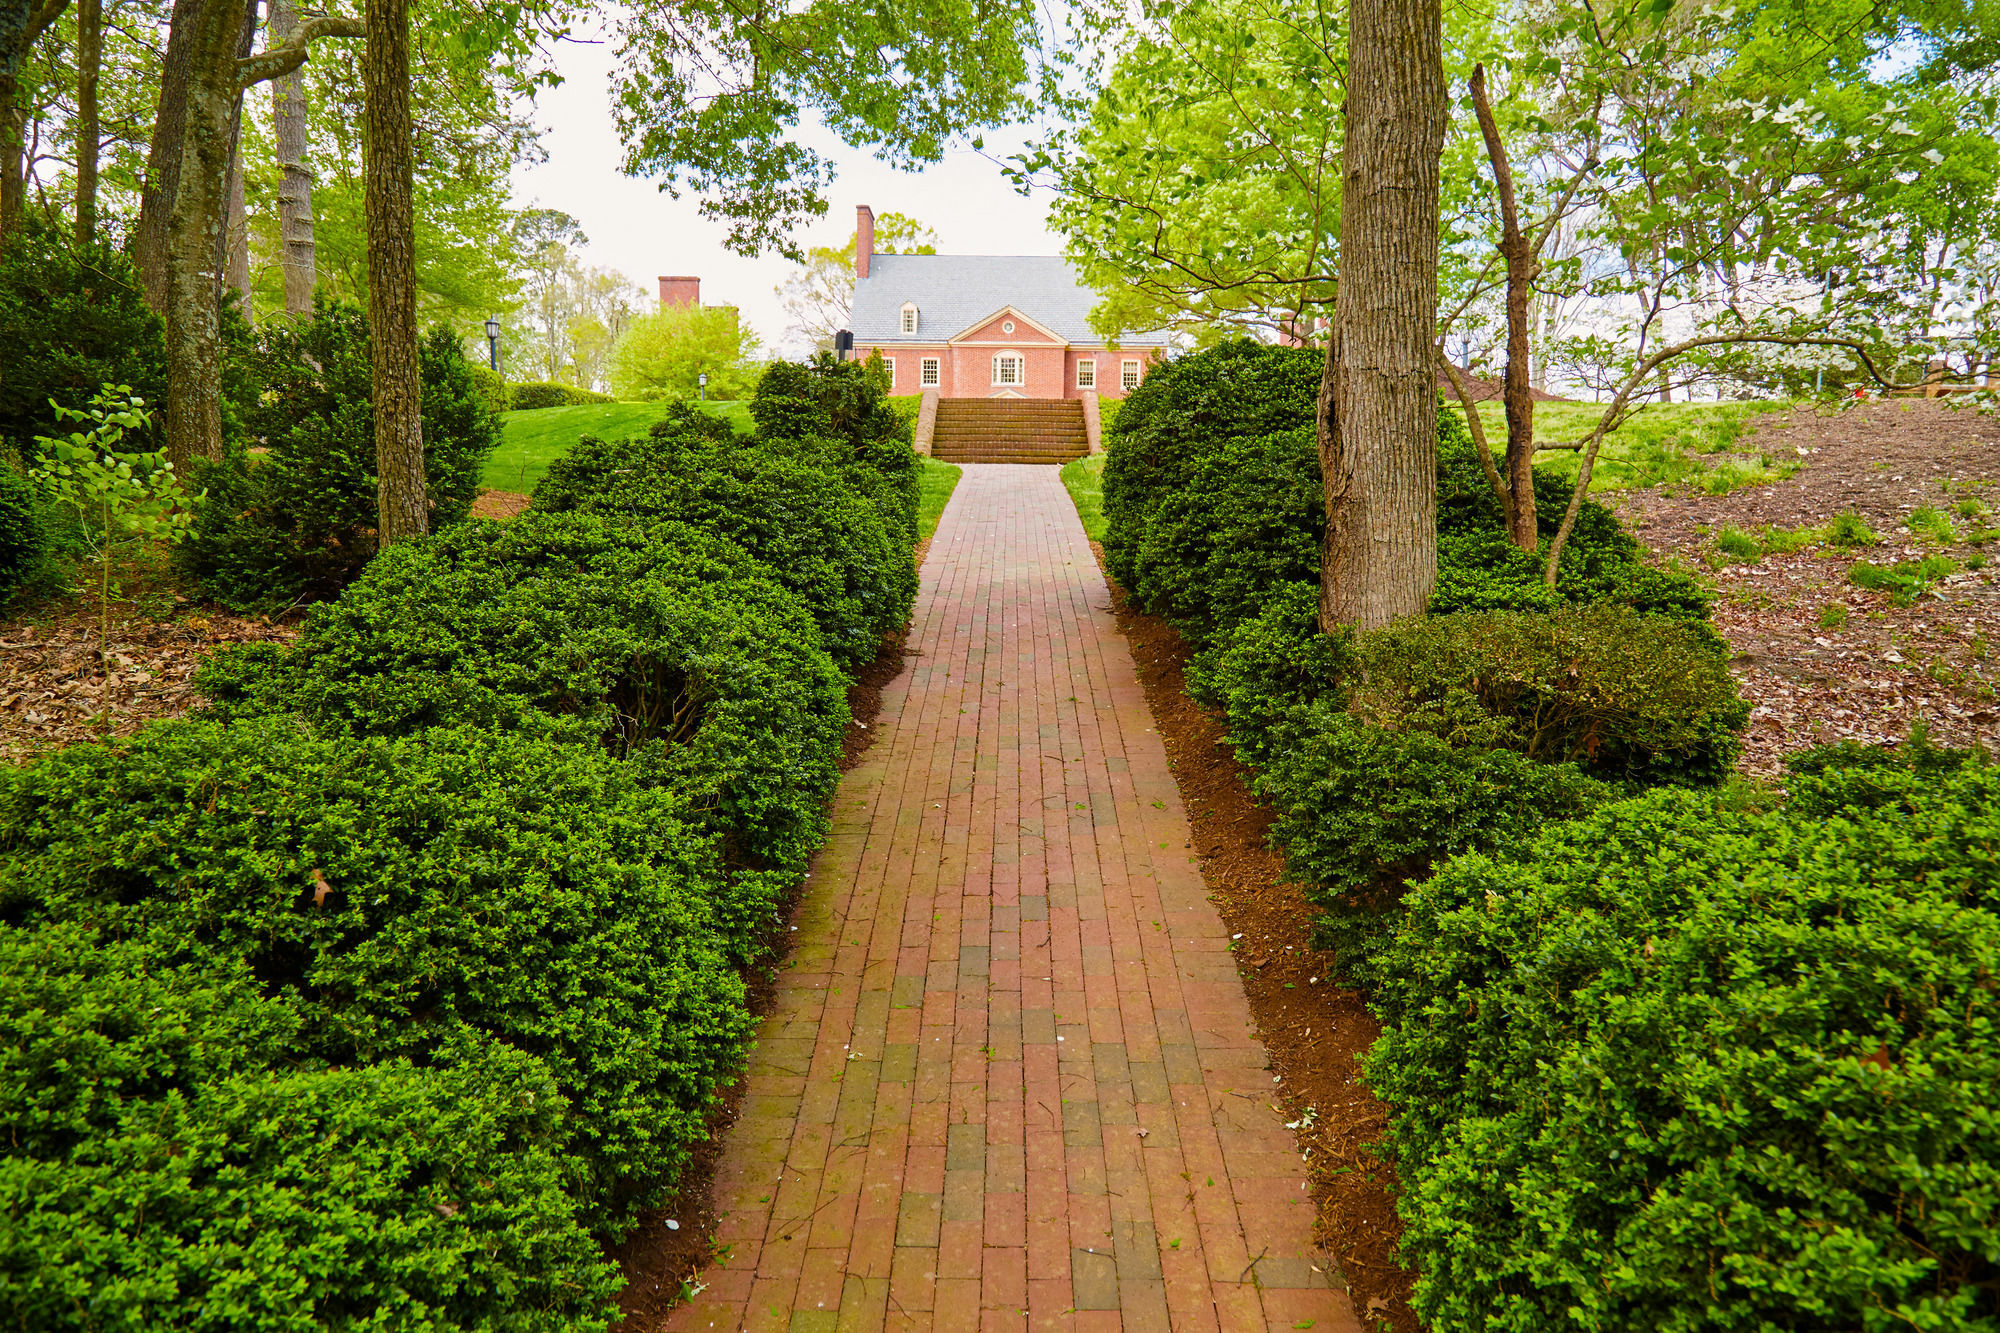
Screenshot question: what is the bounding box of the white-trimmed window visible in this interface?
[900,303,918,334]
[1076,359,1097,389]
[883,356,895,388]
[1121,358,1142,392]
[920,357,940,388]
[993,353,1025,386]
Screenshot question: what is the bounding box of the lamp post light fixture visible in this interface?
[483,317,501,373]
[698,372,708,401]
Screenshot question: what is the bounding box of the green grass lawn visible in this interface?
[1464,398,1797,495]
[480,400,753,495]
[1061,453,1106,541]
[919,458,962,543]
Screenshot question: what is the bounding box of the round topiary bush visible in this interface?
[1,719,760,1230]
[748,354,921,548]
[1100,340,1323,592]
[1368,766,2000,1332]
[533,433,915,668]
[194,512,846,874]
[0,922,620,1331]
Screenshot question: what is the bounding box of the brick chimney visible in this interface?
[856,205,875,280]
[657,275,700,308]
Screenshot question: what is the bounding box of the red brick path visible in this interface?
[668,466,1358,1332]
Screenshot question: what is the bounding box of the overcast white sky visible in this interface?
[508,27,1064,356]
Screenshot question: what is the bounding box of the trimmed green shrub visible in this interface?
[1103,342,1704,645]
[1345,604,1747,786]
[194,513,846,874]
[1,923,619,1332]
[1129,428,1325,647]
[468,362,509,416]
[1369,770,2000,1332]
[750,353,921,549]
[176,300,499,611]
[649,399,738,445]
[1433,451,1711,620]
[533,433,915,668]
[1101,340,1322,592]
[1,718,758,1229]
[1188,592,1743,977]
[1185,581,1349,768]
[509,381,613,410]
[1258,707,1611,915]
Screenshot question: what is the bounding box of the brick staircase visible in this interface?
[929,397,1090,465]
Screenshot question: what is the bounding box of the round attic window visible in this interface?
[1001,320,1016,333]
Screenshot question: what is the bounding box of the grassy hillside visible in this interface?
[480,400,754,495]
[1464,398,1796,495]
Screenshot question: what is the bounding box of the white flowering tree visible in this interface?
[1438,0,2000,577]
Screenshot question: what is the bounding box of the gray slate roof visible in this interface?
[849,254,1169,346]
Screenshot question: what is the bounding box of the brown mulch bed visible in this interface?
[0,603,297,762]
[1615,398,2000,774]
[1102,550,1419,1332]
[472,488,532,521]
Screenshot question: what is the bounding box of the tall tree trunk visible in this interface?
[364,0,424,545]
[137,0,200,311]
[1470,63,1537,552]
[0,0,66,245]
[225,135,250,316]
[269,0,313,316]
[161,0,253,467]
[73,0,98,245]
[1317,0,1447,631]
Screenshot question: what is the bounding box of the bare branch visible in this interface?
[1542,331,1909,584]
[1436,346,1513,522]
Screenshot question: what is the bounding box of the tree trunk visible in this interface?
[1317,0,1447,632]
[137,0,201,311]
[160,0,254,468]
[225,135,250,317]
[73,0,98,245]
[1469,64,1538,552]
[364,0,425,546]
[0,0,66,246]
[269,0,314,317]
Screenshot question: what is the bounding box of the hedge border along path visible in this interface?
[669,466,1357,1333]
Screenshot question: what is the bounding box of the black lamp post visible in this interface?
[698,372,708,401]
[483,317,500,372]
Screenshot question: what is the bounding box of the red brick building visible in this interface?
[845,205,1168,401]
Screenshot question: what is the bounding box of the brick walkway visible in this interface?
[668,466,1358,1333]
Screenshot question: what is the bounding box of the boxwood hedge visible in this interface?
[0,719,757,1230]
[1102,342,1707,648]
[532,431,914,669]
[2,923,620,1331]
[195,512,846,874]
[1368,761,2000,1332]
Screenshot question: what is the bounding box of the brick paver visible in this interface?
[669,465,1359,1333]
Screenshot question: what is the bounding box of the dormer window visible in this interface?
[900,303,918,334]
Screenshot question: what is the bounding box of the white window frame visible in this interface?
[883,356,895,388]
[1075,359,1097,389]
[1121,358,1142,392]
[993,353,1025,387]
[920,357,940,388]
[900,303,918,334]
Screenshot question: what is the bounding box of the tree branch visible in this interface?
[238,15,363,91]
[1542,332,1907,584]
[1435,346,1513,523]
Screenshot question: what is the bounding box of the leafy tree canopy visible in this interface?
[610,1,1046,256]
